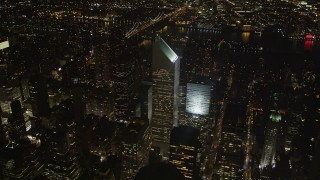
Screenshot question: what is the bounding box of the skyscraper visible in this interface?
[260,92,285,171]
[28,75,50,117]
[169,126,200,179]
[260,111,281,169]
[42,100,82,179]
[186,83,211,116]
[182,83,213,171]
[151,37,180,158]
[140,82,152,122]
[8,100,25,141]
[112,52,136,119]
[0,38,9,85]
[213,103,245,180]
[121,119,152,180]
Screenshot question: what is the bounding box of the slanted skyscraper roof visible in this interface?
[152,37,179,72]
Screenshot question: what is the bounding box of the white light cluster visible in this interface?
[186,83,211,116]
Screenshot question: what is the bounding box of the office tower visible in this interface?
[95,167,116,180]
[8,100,26,141]
[310,133,320,179]
[112,52,136,119]
[0,86,23,126]
[213,103,245,180]
[42,100,82,179]
[186,83,211,116]
[72,87,86,123]
[0,38,9,85]
[61,61,82,88]
[260,111,281,173]
[0,86,22,114]
[180,83,213,172]
[85,85,114,117]
[0,101,43,179]
[284,112,302,152]
[94,43,112,84]
[20,79,30,101]
[140,82,152,122]
[134,162,185,180]
[151,37,180,157]
[260,93,284,169]
[0,137,44,179]
[121,118,152,180]
[169,126,200,179]
[28,76,50,117]
[149,146,162,164]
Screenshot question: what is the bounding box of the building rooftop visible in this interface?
[0,37,9,50]
[154,37,178,63]
[152,37,179,72]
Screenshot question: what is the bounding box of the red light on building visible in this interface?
[305,34,315,40]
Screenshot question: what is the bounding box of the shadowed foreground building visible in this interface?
[121,118,152,180]
[151,37,180,158]
[0,101,43,179]
[169,126,200,179]
[213,103,244,180]
[42,100,82,179]
[134,162,185,180]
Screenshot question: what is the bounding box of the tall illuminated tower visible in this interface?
[260,110,281,169]
[260,93,284,170]
[151,37,180,158]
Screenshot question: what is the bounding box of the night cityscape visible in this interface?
[0,0,319,179]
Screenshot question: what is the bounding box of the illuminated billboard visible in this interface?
[186,83,211,115]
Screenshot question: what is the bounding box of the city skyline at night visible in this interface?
[0,0,320,180]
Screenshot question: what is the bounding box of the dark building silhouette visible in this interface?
[28,75,50,117]
[42,100,82,179]
[169,126,200,179]
[8,100,25,141]
[134,162,186,180]
[120,118,152,179]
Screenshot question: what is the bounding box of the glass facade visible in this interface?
[186,83,211,116]
[151,37,180,157]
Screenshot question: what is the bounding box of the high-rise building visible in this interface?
[186,83,211,116]
[0,86,23,125]
[28,76,50,117]
[260,111,281,169]
[0,138,44,179]
[179,83,214,173]
[169,126,200,179]
[213,103,245,180]
[140,82,152,122]
[8,100,26,141]
[260,92,285,170]
[42,100,82,179]
[85,85,114,117]
[0,38,9,85]
[121,118,152,180]
[94,43,112,84]
[151,37,180,158]
[134,162,185,180]
[112,52,136,120]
